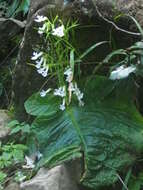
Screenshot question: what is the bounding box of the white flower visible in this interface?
[40,90,47,97]
[37,68,44,74]
[64,67,73,82]
[52,25,64,37]
[22,156,35,169]
[38,23,46,34]
[74,83,83,101]
[41,67,49,77]
[31,51,43,60]
[40,88,51,97]
[73,83,84,106]
[60,98,66,111]
[79,100,84,107]
[35,57,44,68]
[109,65,136,80]
[35,15,47,22]
[42,71,48,77]
[54,86,66,97]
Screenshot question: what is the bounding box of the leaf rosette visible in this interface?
[25,76,143,189]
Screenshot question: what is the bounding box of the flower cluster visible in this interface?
[31,51,49,77]
[35,15,65,37]
[31,15,83,111]
[39,67,84,111]
[109,65,136,80]
[54,86,66,110]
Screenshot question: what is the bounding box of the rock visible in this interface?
[4,182,20,190]
[0,110,11,139]
[20,165,80,190]
[0,18,24,62]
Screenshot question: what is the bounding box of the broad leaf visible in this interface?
[25,93,60,117]
[25,76,143,189]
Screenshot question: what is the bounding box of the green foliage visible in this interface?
[0,142,28,188]
[6,0,30,17]
[0,171,7,189]
[24,94,60,117]
[121,170,143,190]
[0,143,27,168]
[0,0,30,17]
[25,76,143,189]
[7,120,30,135]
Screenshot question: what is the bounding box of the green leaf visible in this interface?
[10,126,21,134]
[129,16,143,39]
[6,0,19,17]
[76,41,108,62]
[22,124,30,133]
[13,149,24,162]
[122,168,132,190]
[31,76,143,189]
[24,93,60,117]
[103,49,127,63]
[2,152,12,160]
[0,172,7,183]
[70,49,75,73]
[15,0,30,15]
[7,120,19,128]
[128,178,141,190]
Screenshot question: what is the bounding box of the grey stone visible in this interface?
[20,165,80,190]
[0,110,11,139]
[4,182,20,190]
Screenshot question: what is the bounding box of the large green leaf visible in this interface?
[24,93,60,117]
[25,76,143,189]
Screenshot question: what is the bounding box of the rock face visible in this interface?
[4,182,20,190]
[20,165,80,190]
[0,110,10,139]
[14,0,143,121]
[0,18,25,62]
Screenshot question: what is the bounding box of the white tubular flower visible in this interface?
[40,88,51,97]
[109,65,136,80]
[79,100,84,107]
[22,156,35,169]
[35,57,44,69]
[60,98,66,111]
[38,23,47,34]
[35,15,47,22]
[74,83,83,100]
[40,90,47,97]
[37,67,45,74]
[41,67,49,77]
[52,25,64,37]
[73,83,84,106]
[54,86,66,97]
[31,51,43,60]
[64,67,73,82]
